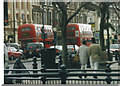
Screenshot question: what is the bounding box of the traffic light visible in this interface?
[4,1,8,26]
[114,35,117,39]
[41,27,44,33]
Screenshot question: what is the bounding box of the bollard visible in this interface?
[59,64,68,84]
[118,54,120,66]
[58,54,63,68]
[32,57,38,73]
[105,64,111,72]
[115,51,118,61]
[41,64,46,73]
[106,76,112,84]
[68,53,72,68]
[41,76,46,84]
[105,64,112,84]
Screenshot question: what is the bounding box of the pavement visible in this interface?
[8,57,120,70]
[8,58,41,64]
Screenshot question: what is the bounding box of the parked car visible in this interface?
[6,43,23,52]
[25,42,44,58]
[109,44,120,56]
[49,45,79,56]
[67,45,79,53]
[49,45,62,55]
[6,43,20,49]
[8,47,23,60]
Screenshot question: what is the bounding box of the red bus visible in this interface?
[66,23,93,46]
[18,24,54,48]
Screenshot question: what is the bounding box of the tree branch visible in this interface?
[112,4,120,19]
[67,2,91,24]
[55,2,67,13]
[66,1,71,6]
[114,3,120,11]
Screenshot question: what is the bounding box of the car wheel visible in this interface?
[39,54,41,58]
[21,54,25,59]
[9,57,11,60]
[19,55,22,59]
[11,56,14,60]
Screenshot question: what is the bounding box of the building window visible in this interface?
[16,14,19,20]
[37,13,39,24]
[49,12,52,25]
[27,2,29,10]
[27,15,29,21]
[22,14,25,20]
[83,14,87,24]
[21,2,24,9]
[21,2,25,9]
[16,14,19,25]
[44,11,47,24]
[48,1,52,6]
[79,16,82,23]
[76,16,79,23]
[16,2,19,9]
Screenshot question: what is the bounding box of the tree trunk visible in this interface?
[100,8,106,51]
[61,13,68,67]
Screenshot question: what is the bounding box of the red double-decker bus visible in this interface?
[66,23,93,46]
[18,24,54,48]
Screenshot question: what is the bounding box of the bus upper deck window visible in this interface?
[22,28,31,31]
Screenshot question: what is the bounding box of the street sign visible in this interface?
[89,22,95,27]
[4,1,8,26]
[94,33,99,39]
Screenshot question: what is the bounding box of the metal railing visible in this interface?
[4,64,120,84]
[4,52,120,84]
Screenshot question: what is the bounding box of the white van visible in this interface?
[4,44,9,70]
[6,43,20,49]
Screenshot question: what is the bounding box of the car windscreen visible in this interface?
[110,44,120,49]
[27,44,43,49]
[7,45,19,49]
[67,45,74,49]
[50,46,62,50]
[9,47,17,52]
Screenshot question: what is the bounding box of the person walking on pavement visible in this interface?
[88,37,102,78]
[77,40,89,78]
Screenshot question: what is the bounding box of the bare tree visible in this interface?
[53,2,119,66]
[53,2,90,67]
[83,2,119,51]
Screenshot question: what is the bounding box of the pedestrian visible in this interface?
[88,37,102,78]
[77,40,89,78]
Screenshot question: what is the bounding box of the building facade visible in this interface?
[6,1,118,45]
[4,0,33,43]
[5,1,92,43]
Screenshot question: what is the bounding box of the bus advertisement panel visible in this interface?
[66,23,93,46]
[18,24,54,49]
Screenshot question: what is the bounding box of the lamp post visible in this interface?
[13,0,15,43]
[106,9,111,61]
[42,2,45,48]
